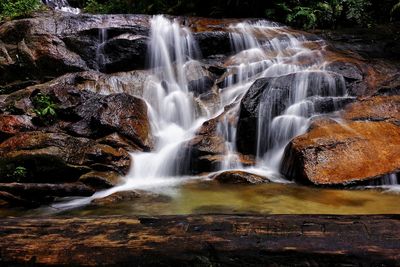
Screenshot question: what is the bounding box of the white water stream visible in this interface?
[43,0,80,14]
[53,16,397,210]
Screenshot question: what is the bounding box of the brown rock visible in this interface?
[0,132,130,183]
[281,121,400,185]
[72,93,153,150]
[79,171,122,189]
[97,132,142,152]
[343,95,400,123]
[211,170,270,184]
[0,115,35,141]
[91,190,170,206]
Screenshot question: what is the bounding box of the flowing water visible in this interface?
[40,15,399,214]
[43,0,80,14]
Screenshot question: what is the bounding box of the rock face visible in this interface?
[281,121,400,186]
[0,12,152,87]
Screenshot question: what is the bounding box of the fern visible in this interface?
[287,6,317,29]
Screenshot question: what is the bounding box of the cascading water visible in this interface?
[42,0,80,14]
[104,15,204,189]
[54,15,393,211]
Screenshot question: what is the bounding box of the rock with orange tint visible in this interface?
[0,115,35,141]
[343,95,400,123]
[281,121,400,186]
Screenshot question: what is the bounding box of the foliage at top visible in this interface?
[76,0,399,29]
[0,0,43,20]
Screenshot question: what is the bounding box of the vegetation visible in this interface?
[0,0,43,20]
[32,92,58,124]
[0,0,398,28]
[74,0,399,29]
[12,166,28,181]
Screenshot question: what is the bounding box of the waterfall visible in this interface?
[222,21,350,173]
[114,15,205,190]
[53,16,383,210]
[42,0,80,14]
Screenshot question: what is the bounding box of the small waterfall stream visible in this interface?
[42,0,80,14]
[53,15,396,210]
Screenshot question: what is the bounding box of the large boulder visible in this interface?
[193,31,231,57]
[100,35,148,73]
[236,71,346,155]
[178,109,254,175]
[63,25,149,71]
[281,121,400,186]
[71,92,153,150]
[0,132,131,183]
[177,114,227,174]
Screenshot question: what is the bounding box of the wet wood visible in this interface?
[0,215,399,266]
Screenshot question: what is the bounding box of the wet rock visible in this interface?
[211,170,270,184]
[236,71,346,155]
[91,190,171,206]
[0,183,95,198]
[0,115,35,141]
[184,61,215,96]
[374,74,400,97]
[63,26,149,71]
[0,27,87,86]
[0,12,152,87]
[325,60,370,96]
[1,82,153,150]
[178,115,226,175]
[178,108,254,175]
[281,121,400,186]
[97,133,142,152]
[0,132,130,183]
[318,23,400,59]
[101,35,148,73]
[70,70,151,97]
[0,191,41,208]
[73,93,153,150]
[312,96,355,114]
[79,171,122,189]
[194,31,232,57]
[343,95,400,123]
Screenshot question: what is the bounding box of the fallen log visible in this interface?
[0,215,399,266]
